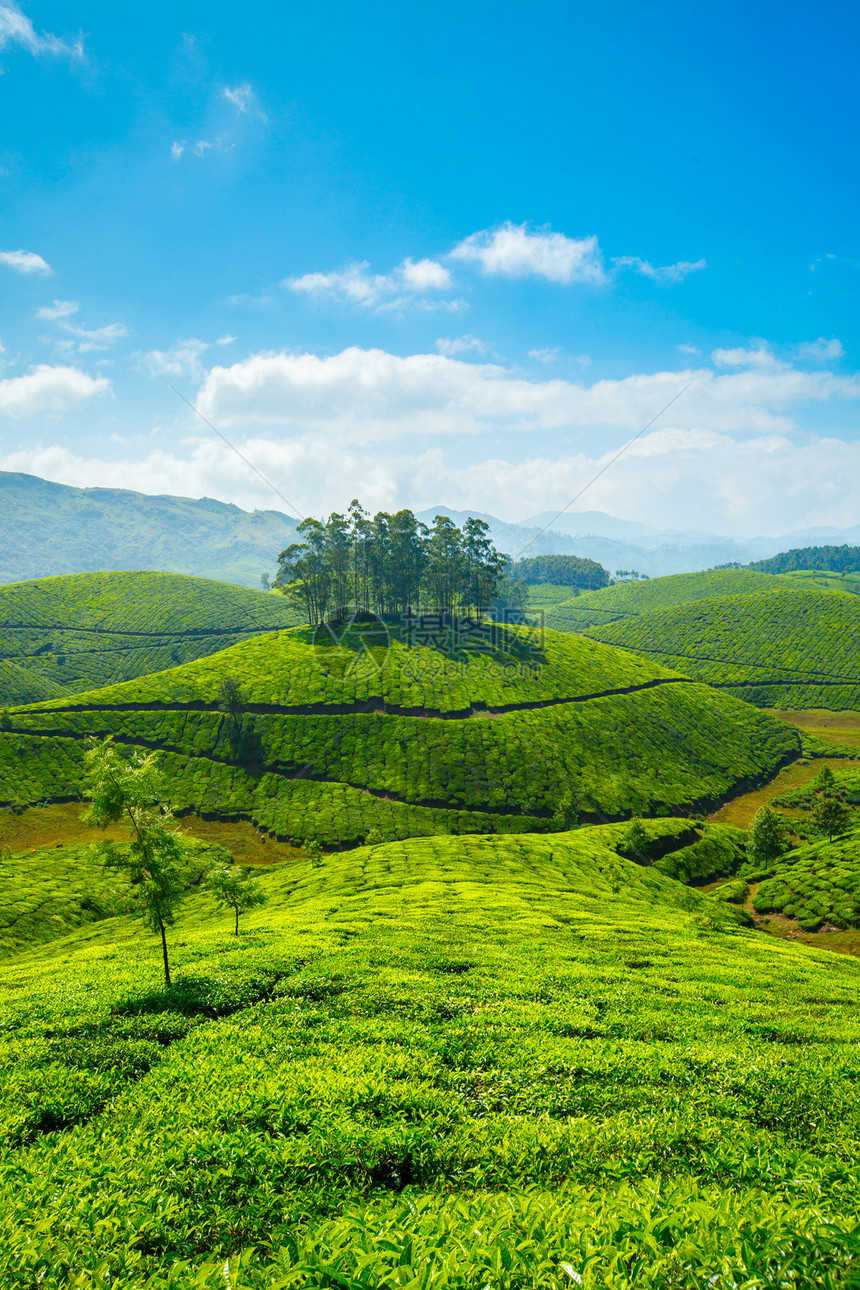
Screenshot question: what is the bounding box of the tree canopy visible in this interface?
[507,553,610,590]
[275,503,509,625]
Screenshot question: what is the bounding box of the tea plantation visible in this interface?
[0,658,67,707]
[582,586,860,710]
[1,823,860,1287]
[746,824,860,930]
[0,623,798,843]
[544,568,789,633]
[0,571,301,697]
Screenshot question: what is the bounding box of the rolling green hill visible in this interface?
[1,621,798,842]
[745,825,860,930]
[583,586,860,710]
[1,823,860,1286]
[544,568,790,632]
[0,660,67,708]
[0,571,301,697]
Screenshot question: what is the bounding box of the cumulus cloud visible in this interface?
[195,345,860,443]
[288,257,457,311]
[36,299,78,320]
[451,222,607,284]
[0,2,83,60]
[0,249,52,275]
[613,255,707,284]
[0,364,110,418]
[797,337,844,362]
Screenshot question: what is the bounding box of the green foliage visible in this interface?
[775,765,860,811]
[0,626,798,844]
[83,740,191,985]
[654,823,749,884]
[304,839,324,866]
[711,877,750,904]
[748,543,860,575]
[0,571,300,698]
[582,586,860,711]
[618,818,650,862]
[276,504,508,624]
[746,825,860,928]
[749,806,791,866]
[545,569,789,634]
[0,823,859,1285]
[207,864,267,935]
[509,553,609,590]
[812,795,852,842]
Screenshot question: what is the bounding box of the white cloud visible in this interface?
[195,345,860,443]
[35,299,78,320]
[613,256,707,284]
[6,424,860,538]
[0,364,110,418]
[288,257,456,311]
[170,141,185,160]
[0,3,83,60]
[436,335,489,357]
[140,335,236,380]
[797,337,844,362]
[401,258,451,291]
[451,222,607,284]
[678,343,701,355]
[63,322,127,353]
[0,248,52,275]
[711,344,778,369]
[223,82,266,120]
[528,347,561,364]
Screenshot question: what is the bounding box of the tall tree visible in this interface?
[749,806,790,867]
[83,740,188,987]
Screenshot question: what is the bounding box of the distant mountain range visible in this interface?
[0,472,297,587]
[1,471,857,587]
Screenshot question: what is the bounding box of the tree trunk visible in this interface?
[159,918,171,987]
[235,906,239,936]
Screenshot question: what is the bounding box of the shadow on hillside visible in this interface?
[111,965,294,1020]
[309,611,548,670]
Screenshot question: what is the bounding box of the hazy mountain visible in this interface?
[2,474,856,588]
[0,472,297,588]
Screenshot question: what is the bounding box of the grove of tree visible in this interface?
[275,503,510,625]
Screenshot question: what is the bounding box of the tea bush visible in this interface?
[0,626,798,842]
[0,823,859,1286]
[583,586,860,711]
[0,571,300,696]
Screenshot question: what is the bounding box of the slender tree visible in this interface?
[207,864,267,935]
[83,740,187,987]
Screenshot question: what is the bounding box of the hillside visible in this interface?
[583,586,860,710]
[0,660,67,708]
[748,542,860,575]
[1,823,860,1286]
[743,824,860,931]
[544,568,790,632]
[1,621,797,842]
[0,571,301,696]
[0,471,298,588]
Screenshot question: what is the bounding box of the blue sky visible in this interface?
[0,0,858,535]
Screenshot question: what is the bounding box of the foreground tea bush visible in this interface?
[1,824,859,1286]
